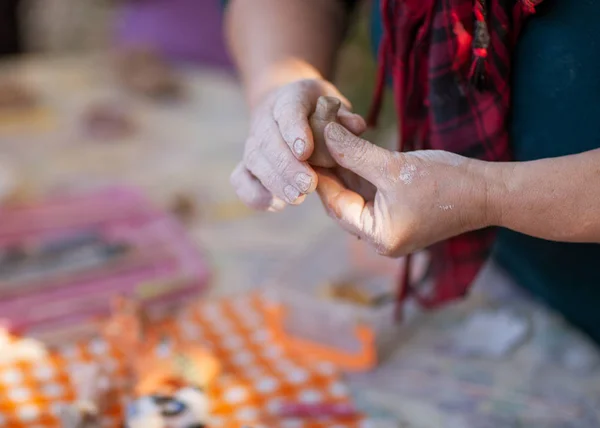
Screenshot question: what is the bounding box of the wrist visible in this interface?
[247,59,324,108]
[475,160,514,229]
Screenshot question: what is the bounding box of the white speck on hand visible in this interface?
[399,164,417,184]
[439,204,454,211]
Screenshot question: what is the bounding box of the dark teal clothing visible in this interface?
[371,0,600,343]
[496,0,600,344]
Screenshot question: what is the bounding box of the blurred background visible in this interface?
[16,0,395,118]
[0,1,598,428]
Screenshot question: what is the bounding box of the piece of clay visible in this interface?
[115,48,183,100]
[82,102,136,141]
[0,80,37,111]
[308,96,342,168]
[170,193,197,225]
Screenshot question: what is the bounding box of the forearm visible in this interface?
[224,0,351,108]
[484,149,600,242]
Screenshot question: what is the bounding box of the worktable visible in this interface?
[0,54,598,428]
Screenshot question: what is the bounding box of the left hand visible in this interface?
[316,123,493,257]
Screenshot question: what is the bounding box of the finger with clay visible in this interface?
[308,96,342,168]
[230,78,366,211]
[309,97,377,201]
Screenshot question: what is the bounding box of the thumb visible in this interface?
[324,122,391,187]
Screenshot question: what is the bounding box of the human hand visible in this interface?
[316,123,493,257]
[230,79,366,211]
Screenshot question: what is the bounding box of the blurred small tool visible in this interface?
[0,230,130,285]
[321,276,395,307]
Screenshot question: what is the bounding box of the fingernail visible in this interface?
[284,185,300,203]
[295,173,313,193]
[293,138,305,157]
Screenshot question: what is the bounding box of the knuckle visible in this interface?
[264,170,283,192]
[243,146,258,165]
[273,151,292,172]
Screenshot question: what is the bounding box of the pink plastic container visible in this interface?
[0,186,210,344]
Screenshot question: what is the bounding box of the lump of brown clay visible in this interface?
[115,48,183,100]
[170,193,197,225]
[82,103,136,141]
[0,80,37,111]
[308,96,341,168]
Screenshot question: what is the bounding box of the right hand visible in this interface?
[230,78,366,211]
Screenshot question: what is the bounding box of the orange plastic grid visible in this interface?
[0,294,363,428]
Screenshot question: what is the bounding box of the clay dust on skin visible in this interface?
[399,164,417,184]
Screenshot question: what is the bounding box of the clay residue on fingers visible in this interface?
[308,96,342,167]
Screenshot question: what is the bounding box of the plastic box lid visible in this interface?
[263,226,403,371]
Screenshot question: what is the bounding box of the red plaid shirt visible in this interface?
[367,0,543,309]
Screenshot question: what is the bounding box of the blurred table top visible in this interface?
[0,54,599,427]
[0,53,334,294]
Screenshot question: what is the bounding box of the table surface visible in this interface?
[0,54,599,428]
